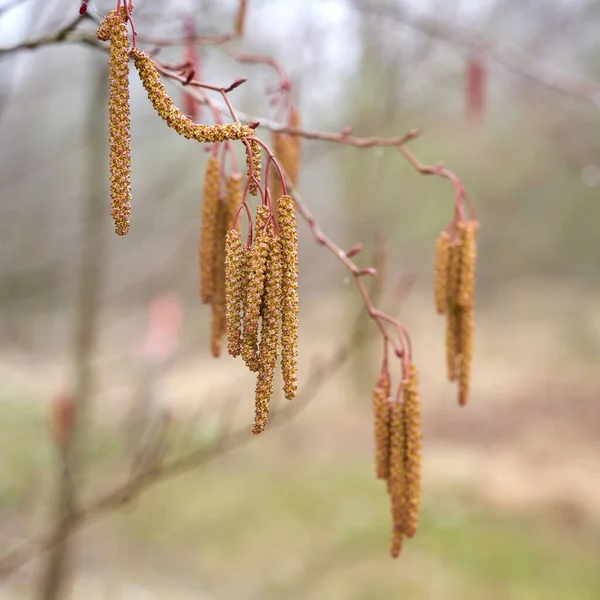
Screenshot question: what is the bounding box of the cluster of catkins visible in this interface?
[434,219,479,406]
[97,9,258,235]
[223,196,299,434]
[372,363,422,558]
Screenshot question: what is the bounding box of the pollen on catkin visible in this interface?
[373,375,391,480]
[245,138,262,196]
[210,199,228,357]
[457,220,478,310]
[241,206,270,371]
[277,195,299,401]
[199,156,221,304]
[434,231,451,315]
[96,10,132,236]
[253,235,282,434]
[402,364,422,538]
[131,47,253,143]
[225,229,244,357]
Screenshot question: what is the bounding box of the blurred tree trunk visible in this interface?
[38,58,108,600]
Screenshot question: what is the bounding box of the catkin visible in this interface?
[131,47,253,142]
[97,10,132,236]
[373,377,391,480]
[457,220,478,309]
[402,364,421,538]
[458,307,474,406]
[225,229,244,357]
[245,138,262,196]
[286,105,302,187]
[234,0,247,36]
[277,195,299,401]
[210,199,228,357]
[387,398,405,557]
[253,235,282,434]
[241,206,271,371]
[434,231,451,315]
[199,156,221,304]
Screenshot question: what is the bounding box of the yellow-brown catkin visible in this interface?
[234,0,248,37]
[97,10,132,236]
[458,307,474,406]
[225,229,244,357]
[402,364,422,539]
[373,375,391,480]
[241,206,270,371]
[224,173,243,230]
[210,199,228,357]
[277,195,299,401]
[457,220,478,310]
[245,138,262,196]
[286,105,302,187]
[270,132,285,203]
[253,235,282,434]
[434,231,451,315]
[387,399,406,557]
[131,48,253,142]
[199,156,221,304]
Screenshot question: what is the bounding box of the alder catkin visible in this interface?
[402,364,422,538]
[286,104,302,187]
[210,199,228,357]
[234,0,247,37]
[245,138,262,196]
[96,10,132,236]
[434,231,451,315]
[241,206,270,371]
[457,220,478,309]
[277,195,299,401]
[387,398,406,555]
[225,229,244,357]
[199,156,221,304]
[373,377,391,480]
[253,235,282,434]
[458,307,474,406]
[131,47,253,142]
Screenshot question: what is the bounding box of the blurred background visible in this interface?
[1,0,600,598]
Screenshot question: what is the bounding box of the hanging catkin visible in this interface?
[199,156,221,304]
[253,234,282,434]
[277,195,299,401]
[96,10,132,235]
